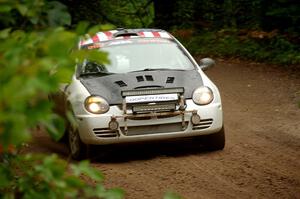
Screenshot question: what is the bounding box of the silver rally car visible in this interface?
[56,28,225,159]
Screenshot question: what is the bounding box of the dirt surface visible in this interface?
[26,60,300,199]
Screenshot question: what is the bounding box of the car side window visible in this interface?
[81,60,108,74]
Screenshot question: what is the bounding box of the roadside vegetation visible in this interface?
[174,29,300,65]
[0,1,126,198]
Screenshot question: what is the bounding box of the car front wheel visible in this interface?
[68,125,87,160]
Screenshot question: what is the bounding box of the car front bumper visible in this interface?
[76,100,223,145]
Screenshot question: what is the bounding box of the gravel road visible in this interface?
[28,60,300,199]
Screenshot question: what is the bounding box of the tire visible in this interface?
[67,124,88,160]
[203,126,225,150]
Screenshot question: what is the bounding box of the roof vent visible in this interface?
[114,30,138,37]
[115,80,127,87]
[166,77,175,84]
[136,76,144,82]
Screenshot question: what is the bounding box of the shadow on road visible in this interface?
[24,131,216,163]
[89,138,214,163]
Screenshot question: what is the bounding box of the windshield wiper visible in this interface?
[80,71,114,77]
[130,68,186,73]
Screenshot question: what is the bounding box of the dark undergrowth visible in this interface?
[173,29,300,66]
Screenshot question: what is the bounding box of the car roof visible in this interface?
[79,28,174,49]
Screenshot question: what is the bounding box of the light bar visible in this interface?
[122,87,184,97]
[133,104,176,113]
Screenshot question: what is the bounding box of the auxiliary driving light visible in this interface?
[191,112,201,125]
[109,118,119,130]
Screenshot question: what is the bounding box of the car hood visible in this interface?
[79,70,203,105]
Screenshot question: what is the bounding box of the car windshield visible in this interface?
[79,38,195,76]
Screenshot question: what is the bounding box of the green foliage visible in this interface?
[0,27,73,148]
[0,23,124,197]
[61,0,154,28]
[177,29,300,65]
[0,0,71,29]
[154,0,300,34]
[264,0,300,33]
[0,154,124,198]
[142,0,300,65]
[163,192,182,199]
[47,1,71,27]
[100,0,154,28]
[0,0,124,198]
[171,0,196,29]
[0,0,110,149]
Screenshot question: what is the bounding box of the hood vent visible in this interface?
[136,75,154,82]
[136,76,144,82]
[166,77,175,84]
[145,75,154,81]
[115,80,127,87]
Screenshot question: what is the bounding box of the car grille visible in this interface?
[93,128,118,138]
[192,119,213,130]
[120,122,188,136]
[132,103,176,113]
[127,114,178,120]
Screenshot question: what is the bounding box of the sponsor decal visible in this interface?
[126,94,178,103]
[87,44,101,49]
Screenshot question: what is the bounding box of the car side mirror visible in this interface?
[198,58,216,71]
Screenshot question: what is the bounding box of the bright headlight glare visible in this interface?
[192,86,214,105]
[85,96,109,114]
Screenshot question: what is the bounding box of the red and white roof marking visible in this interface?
[79,30,173,48]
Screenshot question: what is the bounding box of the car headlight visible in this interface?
[84,96,109,114]
[192,86,214,105]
